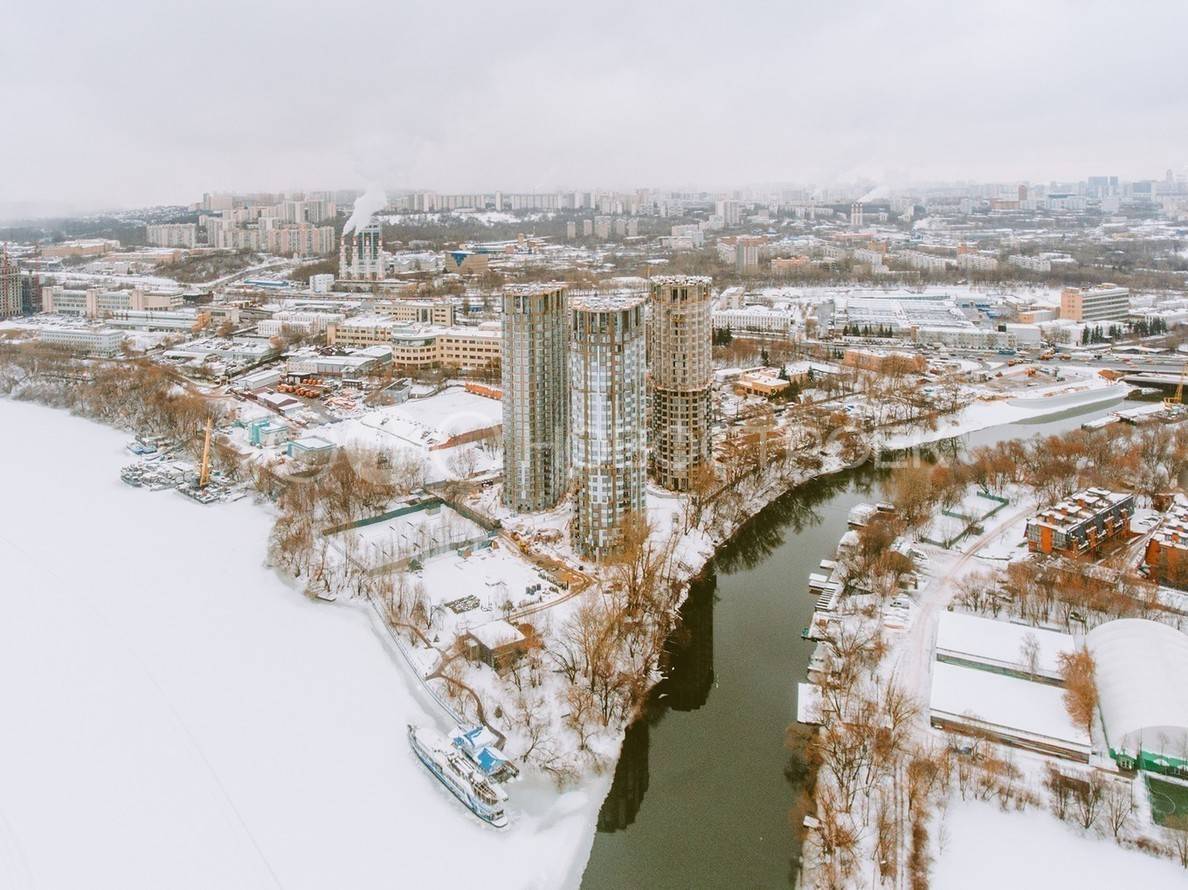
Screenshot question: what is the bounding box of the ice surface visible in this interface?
[0,398,605,890]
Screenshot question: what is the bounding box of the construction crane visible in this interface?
[198,417,214,488]
[1164,363,1186,408]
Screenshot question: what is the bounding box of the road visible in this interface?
[203,257,294,289]
[890,501,1035,726]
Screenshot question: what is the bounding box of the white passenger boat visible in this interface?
[408,725,509,828]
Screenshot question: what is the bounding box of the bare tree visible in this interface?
[1102,779,1135,840]
[1071,770,1105,832]
[1019,632,1041,681]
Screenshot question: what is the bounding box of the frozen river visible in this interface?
[0,399,604,890]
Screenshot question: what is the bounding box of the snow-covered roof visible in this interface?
[1086,619,1188,756]
[570,290,646,313]
[467,620,525,651]
[930,662,1088,751]
[936,612,1074,679]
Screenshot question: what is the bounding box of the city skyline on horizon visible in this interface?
[4,167,1187,224]
[5,0,1188,215]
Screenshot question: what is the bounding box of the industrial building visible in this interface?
[285,346,393,379]
[339,221,384,281]
[840,293,973,333]
[935,611,1074,683]
[648,275,712,491]
[287,435,336,462]
[1025,488,1135,557]
[570,290,647,558]
[162,337,280,368]
[464,620,531,675]
[1086,619,1188,776]
[501,283,570,512]
[929,660,1090,761]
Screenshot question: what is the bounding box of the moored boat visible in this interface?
[408,724,509,828]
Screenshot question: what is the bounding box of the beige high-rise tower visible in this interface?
[648,275,713,491]
[502,283,569,512]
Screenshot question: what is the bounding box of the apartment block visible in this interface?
[1026,488,1135,557]
[146,223,197,248]
[570,290,647,558]
[649,275,713,491]
[1144,500,1188,587]
[0,251,20,318]
[501,284,569,512]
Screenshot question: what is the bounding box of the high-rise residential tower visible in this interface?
[0,250,21,319]
[502,283,570,512]
[648,275,713,491]
[570,290,647,559]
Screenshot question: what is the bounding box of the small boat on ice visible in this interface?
[408,725,509,828]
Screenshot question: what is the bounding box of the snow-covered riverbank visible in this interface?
[878,379,1130,450]
[0,399,607,890]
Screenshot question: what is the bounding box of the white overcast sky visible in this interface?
[3,0,1186,212]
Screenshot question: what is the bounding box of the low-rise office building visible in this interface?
[712,305,799,335]
[37,327,123,356]
[42,286,184,318]
[1060,284,1130,323]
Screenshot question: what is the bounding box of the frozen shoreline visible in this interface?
[877,381,1130,450]
[0,398,608,890]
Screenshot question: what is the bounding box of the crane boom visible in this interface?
[1164,363,1186,408]
[198,417,213,488]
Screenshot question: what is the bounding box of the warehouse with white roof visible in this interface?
[1086,619,1188,776]
[936,611,1075,683]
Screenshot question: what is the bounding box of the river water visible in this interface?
[580,399,1126,890]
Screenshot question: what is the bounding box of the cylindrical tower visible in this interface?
[501,283,570,512]
[570,290,647,559]
[648,275,713,491]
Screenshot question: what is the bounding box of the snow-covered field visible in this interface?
[934,800,1187,889]
[310,386,503,482]
[0,398,606,890]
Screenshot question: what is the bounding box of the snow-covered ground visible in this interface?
[879,375,1130,450]
[934,800,1186,889]
[310,385,502,482]
[0,398,606,890]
